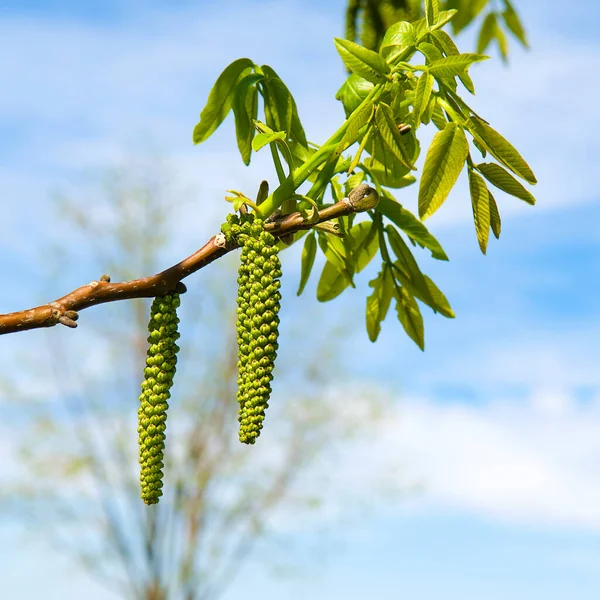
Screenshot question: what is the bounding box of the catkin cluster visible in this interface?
[138,293,180,504]
[221,212,282,444]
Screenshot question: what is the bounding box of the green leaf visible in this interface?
[260,65,308,146]
[488,190,501,239]
[495,22,509,62]
[336,74,375,117]
[476,162,536,205]
[418,123,469,219]
[297,232,317,296]
[428,53,489,79]
[393,266,455,318]
[334,38,390,84]
[429,9,458,31]
[429,29,474,93]
[232,73,262,165]
[394,286,425,350]
[380,21,416,64]
[477,12,498,54]
[261,75,293,136]
[374,102,415,170]
[502,0,529,47]
[318,232,354,285]
[348,221,379,273]
[386,224,434,306]
[419,41,444,64]
[468,168,490,254]
[422,275,454,318]
[430,100,448,130]
[193,58,254,144]
[362,157,414,188]
[348,126,373,174]
[366,266,394,342]
[337,100,375,154]
[425,0,439,28]
[379,195,448,260]
[412,72,434,127]
[252,130,286,152]
[466,116,537,184]
[317,260,351,302]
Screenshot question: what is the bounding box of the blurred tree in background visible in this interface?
[2,159,390,600]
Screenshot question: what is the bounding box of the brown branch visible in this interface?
[0,185,378,335]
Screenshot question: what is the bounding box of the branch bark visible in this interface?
[0,185,378,335]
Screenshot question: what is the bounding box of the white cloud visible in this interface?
[309,383,600,532]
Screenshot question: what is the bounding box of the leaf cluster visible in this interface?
[346,0,529,62]
[192,0,536,350]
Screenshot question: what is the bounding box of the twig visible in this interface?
[0,185,378,335]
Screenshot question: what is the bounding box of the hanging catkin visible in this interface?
[222,212,282,444]
[137,292,180,504]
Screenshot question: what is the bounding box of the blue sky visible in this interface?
[1,0,600,599]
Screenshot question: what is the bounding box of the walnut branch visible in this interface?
[0,184,378,335]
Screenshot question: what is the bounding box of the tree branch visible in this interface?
[0,185,378,335]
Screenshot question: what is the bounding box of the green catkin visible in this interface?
[221,212,282,444]
[138,293,181,505]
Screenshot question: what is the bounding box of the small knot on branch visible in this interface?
[174,282,187,294]
[344,183,379,213]
[58,314,78,328]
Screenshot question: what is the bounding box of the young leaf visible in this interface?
[374,103,415,170]
[261,65,308,146]
[348,221,379,273]
[334,38,390,84]
[394,286,425,350]
[379,195,448,260]
[430,100,448,130]
[477,12,498,54]
[425,0,439,28]
[412,72,434,127]
[337,100,375,154]
[476,162,536,204]
[363,157,415,188]
[429,29,474,93]
[232,73,262,165]
[488,190,501,239]
[297,232,317,296]
[468,168,490,254]
[428,53,489,79]
[380,21,416,64]
[429,9,458,32]
[348,126,373,174]
[317,260,352,302]
[502,0,529,48]
[261,76,293,136]
[419,41,444,64]
[422,275,454,318]
[495,22,509,62]
[366,267,394,342]
[318,233,354,285]
[418,123,469,220]
[466,116,537,184]
[193,58,254,144]
[386,225,434,306]
[252,130,286,152]
[393,266,455,318]
[336,74,375,117]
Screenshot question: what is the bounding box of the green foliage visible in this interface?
[222,213,282,444]
[345,0,528,62]
[138,293,181,505]
[193,0,536,349]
